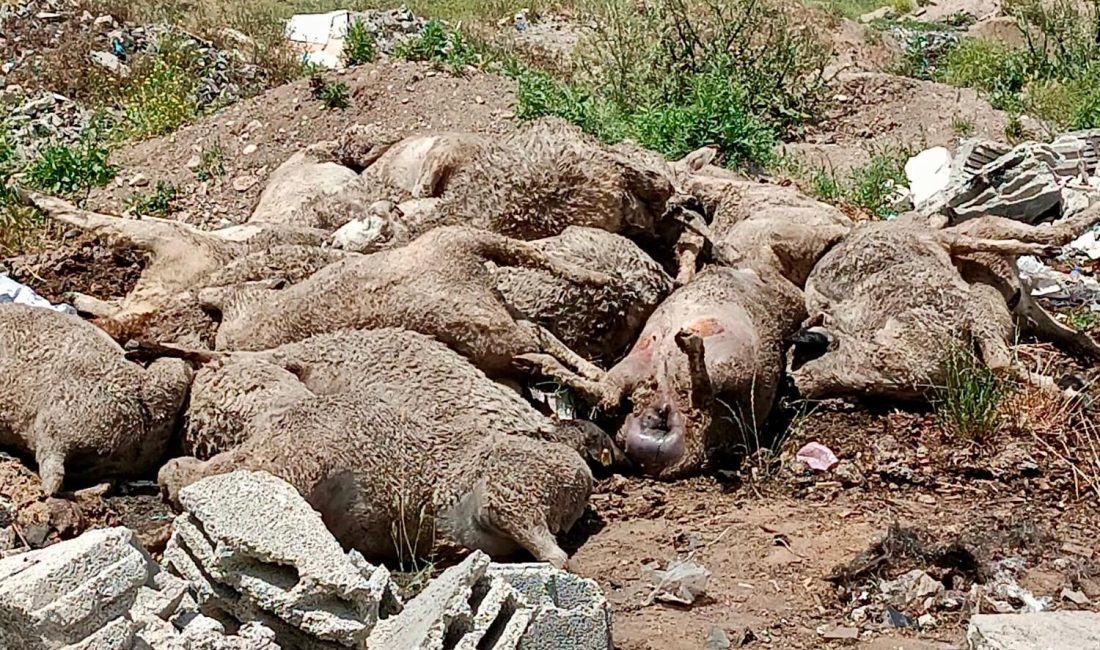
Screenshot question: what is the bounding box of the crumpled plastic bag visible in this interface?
[0,275,75,314]
[642,559,711,606]
[796,442,839,471]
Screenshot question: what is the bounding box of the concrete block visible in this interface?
[0,527,151,647]
[367,552,533,650]
[167,471,401,647]
[489,563,613,650]
[968,611,1100,649]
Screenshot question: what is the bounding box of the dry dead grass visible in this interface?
[1004,348,1100,499]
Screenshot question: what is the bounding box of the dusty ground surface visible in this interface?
[782,72,1042,173]
[88,60,518,226]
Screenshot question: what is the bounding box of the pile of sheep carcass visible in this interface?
[5,116,1100,568]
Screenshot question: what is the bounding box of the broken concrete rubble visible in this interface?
[0,470,615,650]
[0,526,269,650]
[912,130,1100,222]
[366,552,533,649]
[489,564,614,650]
[161,470,402,648]
[967,611,1100,649]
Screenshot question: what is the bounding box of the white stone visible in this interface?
[968,611,1100,649]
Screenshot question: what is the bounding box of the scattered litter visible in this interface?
[905,146,952,210]
[0,275,75,314]
[642,559,711,606]
[1017,256,1100,309]
[917,613,936,627]
[795,442,839,471]
[879,569,945,612]
[1066,226,1100,260]
[985,563,1051,613]
[883,606,914,628]
[285,10,350,69]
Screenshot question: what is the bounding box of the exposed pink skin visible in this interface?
[600,266,806,479]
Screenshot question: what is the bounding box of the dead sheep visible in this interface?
[0,304,192,495]
[17,190,346,346]
[248,143,367,230]
[790,217,1061,401]
[573,265,807,478]
[942,207,1100,362]
[678,176,854,286]
[158,356,594,568]
[338,124,495,201]
[494,226,675,365]
[200,226,612,390]
[178,327,624,471]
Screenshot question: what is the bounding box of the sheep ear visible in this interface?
[679,147,718,173]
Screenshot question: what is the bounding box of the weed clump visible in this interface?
[395,20,478,72]
[940,0,1100,129]
[344,19,377,66]
[126,181,179,217]
[310,75,350,110]
[799,148,910,217]
[513,0,830,169]
[936,344,1006,442]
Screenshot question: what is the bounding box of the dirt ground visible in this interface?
[88,61,518,227]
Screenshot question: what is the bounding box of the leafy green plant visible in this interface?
[395,20,478,72]
[343,18,377,66]
[23,140,116,197]
[1065,307,1100,332]
[802,148,909,217]
[120,36,203,138]
[126,180,178,216]
[514,0,830,169]
[195,145,226,181]
[310,75,350,110]
[936,344,1006,442]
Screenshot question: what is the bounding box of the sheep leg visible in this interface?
[473,231,613,286]
[513,353,618,408]
[1016,290,1100,361]
[491,510,569,568]
[519,321,605,381]
[66,292,121,318]
[34,435,66,497]
[16,189,193,251]
[949,204,1100,245]
[942,233,1056,257]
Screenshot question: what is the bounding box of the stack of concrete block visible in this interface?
[0,526,277,650]
[160,471,403,649]
[0,471,615,650]
[366,553,534,649]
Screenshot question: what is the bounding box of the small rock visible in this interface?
[1062,588,1091,605]
[242,144,258,156]
[89,51,128,76]
[705,626,731,649]
[1062,542,1094,559]
[232,176,258,192]
[821,625,859,640]
[246,119,263,131]
[35,11,64,21]
[186,154,202,170]
[475,95,485,104]
[93,14,116,31]
[129,174,150,188]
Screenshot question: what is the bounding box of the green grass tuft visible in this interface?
[126,180,179,217]
[310,75,350,109]
[936,344,1006,442]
